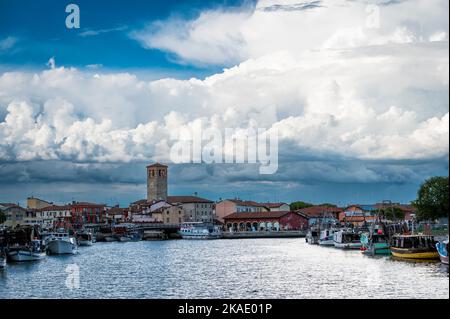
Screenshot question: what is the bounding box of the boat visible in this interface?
[0,249,6,268]
[333,228,362,249]
[118,235,132,242]
[179,222,222,239]
[360,224,391,255]
[390,235,439,260]
[7,240,46,262]
[306,227,320,245]
[46,231,78,255]
[76,230,94,246]
[319,228,336,246]
[104,235,118,242]
[436,238,448,265]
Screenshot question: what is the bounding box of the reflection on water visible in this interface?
[0,238,448,299]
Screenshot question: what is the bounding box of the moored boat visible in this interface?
[0,249,6,268]
[319,228,335,246]
[306,227,320,245]
[360,224,391,255]
[76,230,94,246]
[333,229,362,249]
[390,235,439,260]
[7,240,46,262]
[46,231,78,255]
[436,238,448,265]
[179,222,222,239]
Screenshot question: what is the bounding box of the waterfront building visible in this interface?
[223,211,308,232]
[296,205,342,226]
[105,206,129,223]
[150,200,185,224]
[262,202,291,211]
[167,196,214,223]
[69,201,106,225]
[23,205,72,228]
[147,163,168,202]
[0,203,26,227]
[339,205,378,226]
[26,197,53,210]
[215,199,269,223]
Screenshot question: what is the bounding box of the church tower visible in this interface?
[147,163,168,202]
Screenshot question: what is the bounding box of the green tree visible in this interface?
[290,201,314,211]
[0,211,6,224]
[318,203,338,208]
[413,176,449,221]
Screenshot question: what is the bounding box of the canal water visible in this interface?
[0,238,448,299]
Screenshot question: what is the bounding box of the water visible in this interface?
[0,238,448,299]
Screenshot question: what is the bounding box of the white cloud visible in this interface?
[0,0,448,185]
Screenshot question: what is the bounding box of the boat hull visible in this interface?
[319,239,334,246]
[436,243,449,265]
[180,234,222,240]
[390,247,439,260]
[334,242,362,250]
[47,240,77,255]
[7,250,46,262]
[78,240,93,246]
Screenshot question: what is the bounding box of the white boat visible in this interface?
[118,235,131,242]
[319,228,336,246]
[7,240,46,262]
[46,231,78,255]
[104,235,118,242]
[179,222,222,239]
[333,229,362,249]
[77,231,93,246]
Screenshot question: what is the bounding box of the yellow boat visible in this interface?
[390,235,440,260]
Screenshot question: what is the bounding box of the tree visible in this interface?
[380,207,405,221]
[0,211,6,224]
[318,203,338,208]
[290,201,314,211]
[413,176,449,221]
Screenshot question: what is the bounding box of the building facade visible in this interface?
[26,197,53,210]
[168,196,214,223]
[224,211,308,232]
[215,199,269,223]
[147,163,168,202]
[0,203,26,227]
[70,202,106,225]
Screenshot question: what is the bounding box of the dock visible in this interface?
[223,230,306,239]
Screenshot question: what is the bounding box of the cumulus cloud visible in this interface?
[0,36,18,52]
[0,0,448,194]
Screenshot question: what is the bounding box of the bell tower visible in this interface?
[147,163,168,202]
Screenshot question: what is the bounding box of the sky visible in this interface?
[0,0,448,207]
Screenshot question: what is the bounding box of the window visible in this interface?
[166,218,170,223]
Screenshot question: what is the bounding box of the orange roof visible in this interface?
[296,205,343,217]
[224,211,297,219]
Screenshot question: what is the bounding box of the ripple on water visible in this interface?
[0,238,448,299]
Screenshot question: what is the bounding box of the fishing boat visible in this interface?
[104,235,118,242]
[306,227,320,245]
[118,235,132,242]
[76,230,93,246]
[333,229,362,249]
[7,240,46,262]
[360,224,391,255]
[436,238,448,265]
[179,222,222,239]
[390,235,439,260]
[319,228,336,246]
[46,230,78,255]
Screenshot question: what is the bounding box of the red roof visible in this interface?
[260,202,289,208]
[70,202,105,207]
[167,196,213,204]
[38,205,71,211]
[146,163,168,168]
[224,211,296,220]
[296,205,343,217]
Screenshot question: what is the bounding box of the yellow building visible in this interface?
[27,197,53,210]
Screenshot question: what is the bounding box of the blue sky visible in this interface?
[0,0,448,207]
[0,0,248,76]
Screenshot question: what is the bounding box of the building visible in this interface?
[0,203,26,227]
[104,206,129,223]
[296,205,343,226]
[150,201,185,224]
[24,205,71,228]
[147,163,168,202]
[69,202,106,225]
[215,199,268,223]
[26,197,53,209]
[167,196,214,222]
[339,205,378,226]
[263,202,291,212]
[223,211,308,232]
[373,203,416,221]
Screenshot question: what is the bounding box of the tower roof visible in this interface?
[146,162,168,168]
